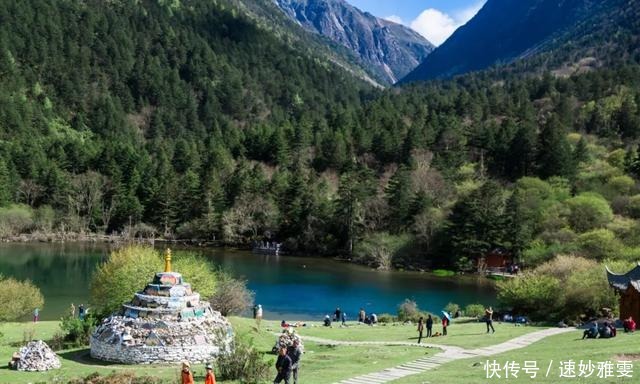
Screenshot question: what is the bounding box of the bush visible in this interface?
[626,194,640,219]
[463,304,485,318]
[67,373,162,384]
[376,313,396,323]
[0,204,34,237]
[90,246,216,316]
[576,229,623,260]
[216,334,271,382]
[565,193,613,233]
[209,271,254,316]
[397,299,419,322]
[60,315,98,348]
[497,274,561,320]
[353,233,413,270]
[444,302,460,315]
[0,275,44,321]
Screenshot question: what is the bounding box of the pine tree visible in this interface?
[536,116,573,179]
[0,159,12,206]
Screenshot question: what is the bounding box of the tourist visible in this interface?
[274,346,292,384]
[598,322,612,338]
[442,315,449,336]
[371,313,377,324]
[582,321,598,339]
[79,304,86,320]
[33,307,39,323]
[426,314,433,337]
[485,306,495,333]
[417,317,424,343]
[623,316,636,332]
[205,363,216,384]
[70,303,76,318]
[323,315,331,327]
[341,311,347,326]
[334,307,341,322]
[358,308,366,323]
[253,304,258,319]
[256,304,263,329]
[181,361,195,384]
[288,338,303,384]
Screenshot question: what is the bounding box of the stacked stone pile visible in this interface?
[14,340,61,371]
[90,250,233,364]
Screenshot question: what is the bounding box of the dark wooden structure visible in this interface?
[606,263,640,321]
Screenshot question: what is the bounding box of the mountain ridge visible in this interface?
[275,0,434,84]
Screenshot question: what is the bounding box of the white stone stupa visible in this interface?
[90,249,232,364]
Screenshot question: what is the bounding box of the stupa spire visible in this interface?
[164,248,172,272]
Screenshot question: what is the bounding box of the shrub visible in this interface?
[576,229,623,260]
[565,193,613,233]
[444,302,460,315]
[497,274,561,320]
[626,195,640,219]
[67,373,162,384]
[463,304,485,318]
[0,204,34,237]
[376,313,396,323]
[0,275,44,321]
[606,175,635,196]
[397,299,419,322]
[353,233,413,270]
[60,315,98,348]
[217,334,271,382]
[209,271,254,316]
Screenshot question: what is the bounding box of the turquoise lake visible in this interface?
[0,242,496,321]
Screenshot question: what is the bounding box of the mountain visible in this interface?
[274,0,434,84]
[401,0,640,83]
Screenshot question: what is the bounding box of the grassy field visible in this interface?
[295,318,544,348]
[0,318,435,384]
[391,329,640,383]
[6,317,636,384]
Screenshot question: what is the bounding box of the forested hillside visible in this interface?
[2,0,640,272]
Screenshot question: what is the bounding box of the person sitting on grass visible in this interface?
[598,322,612,339]
[623,316,636,333]
[323,315,331,327]
[582,321,598,339]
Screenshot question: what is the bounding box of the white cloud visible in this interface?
[384,15,403,25]
[409,1,485,46]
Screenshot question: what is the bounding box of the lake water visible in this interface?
[0,243,496,321]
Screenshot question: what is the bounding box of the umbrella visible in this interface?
[441,310,451,321]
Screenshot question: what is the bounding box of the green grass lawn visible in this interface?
[392,329,640,384]
[0,318,435,384]
[294,318,547,348]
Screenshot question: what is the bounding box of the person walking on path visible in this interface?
[417,317,424,343]
[33,308,39,323]
[334,307,341,322]
[426,314,433,338]
[442,316,449,336]
[288,339,303,384]
[181,362,195,384]
[256,304,263,329]
[341,311,347,326]
[485,306,495,333]
[274,346,292,384]
[204,363,216,384]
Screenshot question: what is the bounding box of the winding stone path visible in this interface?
[303,327,577,384]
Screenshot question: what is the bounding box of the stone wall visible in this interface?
[90,338,221,364]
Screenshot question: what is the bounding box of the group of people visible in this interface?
[180,361,216,384]
[582,321,617,339]
[69,303,88,320]
[417,314,449,342]
[274,338,302,384]
[325,307,378,326]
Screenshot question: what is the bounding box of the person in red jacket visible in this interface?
[181,362,195,384]
[205,363,217,384]
[442,316,449,336]
[623,316,636,332]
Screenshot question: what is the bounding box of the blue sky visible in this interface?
[347,0,486,46]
